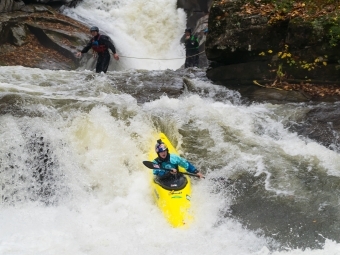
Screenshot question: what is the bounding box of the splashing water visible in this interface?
[1,66,340,254]
[63,0,187,70]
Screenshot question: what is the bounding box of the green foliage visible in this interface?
[256,0,339,12]
[258,45,329,82]
[329,24,340,46]
[271,0,294,12]
[263,0,340,46]
[310,13,340,46]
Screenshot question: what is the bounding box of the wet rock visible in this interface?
[22,0,70,4]
[64,0,83,8]
[177,0,211,12]
[205,0,340,88]
[0,0,24,12]
[11,24,29,46]
[0,6,91,69]
[20,4,52,13]
[288,103,340,151]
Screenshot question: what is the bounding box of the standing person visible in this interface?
[184,28,199,68]
[76,26,119,73]
[152,140,204,180]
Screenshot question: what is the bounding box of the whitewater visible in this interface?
[63,0,187,70]
[1,1,340,255]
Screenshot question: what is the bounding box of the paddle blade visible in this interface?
[143,161,155,169]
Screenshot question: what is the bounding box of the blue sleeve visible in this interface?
[152,159,165,176]
[186,161,197,173]
[170,155,197,173]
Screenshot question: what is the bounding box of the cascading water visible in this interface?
[63,0,187,70]
[1,0,340,254]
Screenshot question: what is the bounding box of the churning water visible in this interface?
[63,0,186,70]
[1,0,340,254]
[1,66,340,254]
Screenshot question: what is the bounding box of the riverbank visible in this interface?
[0,5,89,70]
[205,0,340,98]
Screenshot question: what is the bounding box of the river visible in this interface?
[1,0,340,254]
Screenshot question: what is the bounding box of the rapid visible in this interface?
[63,0,187,71]
[1,1,340,255]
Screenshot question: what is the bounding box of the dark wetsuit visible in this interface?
[184,35,199,68]
[81,34,117,73]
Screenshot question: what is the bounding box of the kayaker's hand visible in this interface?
[196,172,205,179]
[153,164,160,169]
[76,52,82,58]
[170,169,177,174]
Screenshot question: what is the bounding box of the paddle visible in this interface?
[142,161,202,178]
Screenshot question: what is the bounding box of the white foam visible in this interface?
[1,66,340,254]
[63,0,186,70]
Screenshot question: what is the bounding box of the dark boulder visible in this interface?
[205,0,340,87]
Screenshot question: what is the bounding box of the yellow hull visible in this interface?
[148,133,193,227]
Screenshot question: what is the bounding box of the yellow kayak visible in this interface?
[147,133,193,227]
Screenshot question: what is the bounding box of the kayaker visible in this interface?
[76,26,119,73]
[152,140,204,179]
[184,28,199,68]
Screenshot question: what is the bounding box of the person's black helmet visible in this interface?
[90,26,99,32]
[185,28,192,33]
